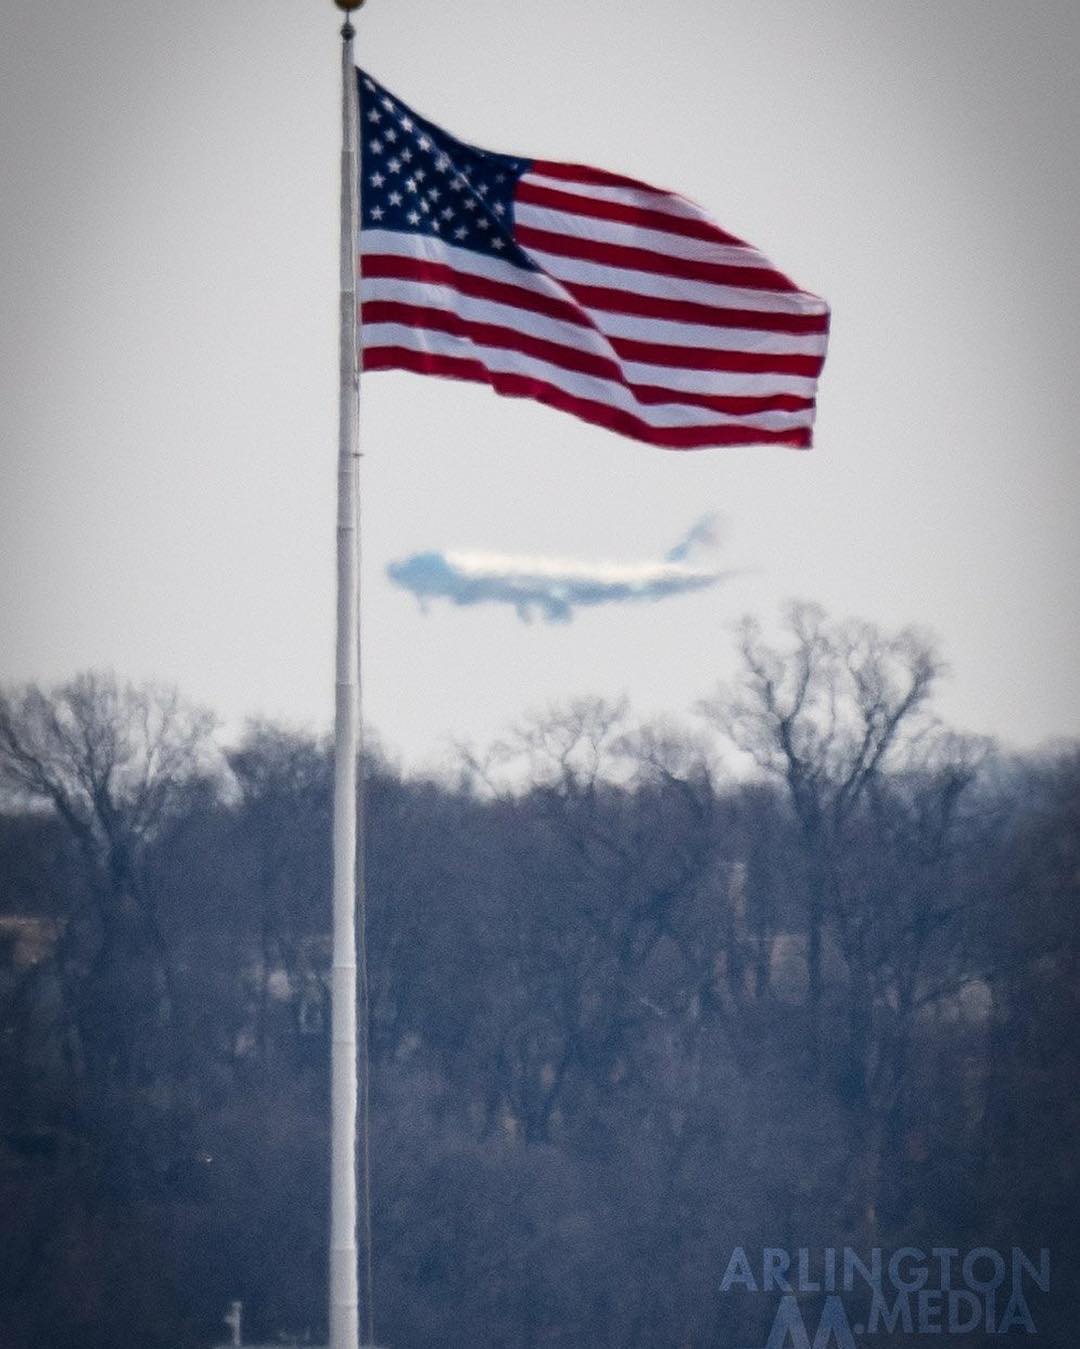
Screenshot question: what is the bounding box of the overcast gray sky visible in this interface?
[2,1,1078,770]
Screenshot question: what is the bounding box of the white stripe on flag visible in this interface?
[520,172,711,222]
[514,203,777,270]
[517,245,825,314]
[587,309,828,355]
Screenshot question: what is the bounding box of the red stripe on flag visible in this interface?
[515,224,801,293]
[614,381,814,415]
[607,334,826,378]
[554,279,830,334]
[529,159,671,196]
[363,345,814,450]
[516,179,747,248]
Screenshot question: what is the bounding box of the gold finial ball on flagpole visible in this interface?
[335,0,364,38]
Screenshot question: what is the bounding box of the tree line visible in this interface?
[0,603,1076,1348]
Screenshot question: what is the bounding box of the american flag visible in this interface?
[357,70,829,450]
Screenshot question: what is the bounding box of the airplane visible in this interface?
[386,516,737,623]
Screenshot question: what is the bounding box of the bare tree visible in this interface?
[225,721,332,1066]
[0,671,216,1082]
[699,602,943,1073]
[462,695,632,800]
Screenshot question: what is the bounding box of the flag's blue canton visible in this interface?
[357,71,535,270]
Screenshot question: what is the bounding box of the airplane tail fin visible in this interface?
[665,513,724,563]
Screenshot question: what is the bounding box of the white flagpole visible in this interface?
[330,5,374,1348]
